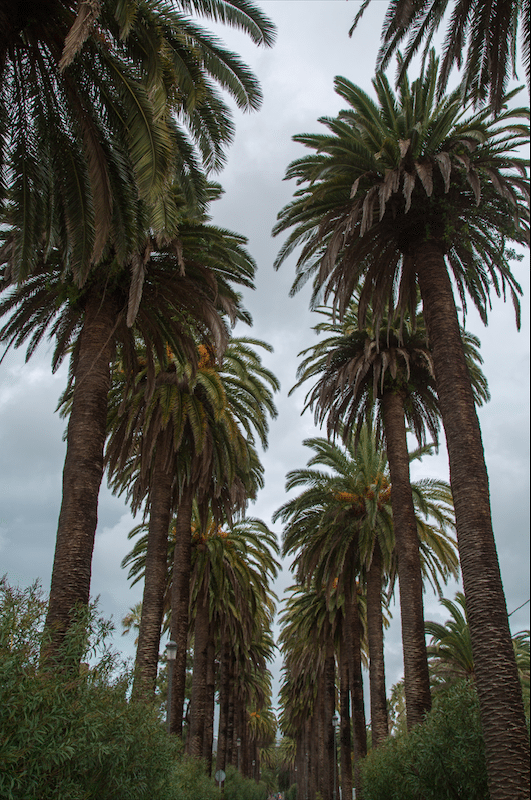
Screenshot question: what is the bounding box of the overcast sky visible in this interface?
[1,1,529,710]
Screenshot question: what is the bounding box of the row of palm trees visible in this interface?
[0,0,276,657]
[0,1,528,797]
[0,0,282,781]
[122,510,280,780]
[275,422,460,799]
[272,45,529,799]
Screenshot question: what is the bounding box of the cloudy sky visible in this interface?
[1,0,529,707]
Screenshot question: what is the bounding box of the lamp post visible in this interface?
[332,711,340,800]
[236,737,241,772]
[165,640,178,733]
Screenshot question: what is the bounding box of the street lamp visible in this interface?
[165,640,178,733]
[236,737,241,771]
[332,711,340,800]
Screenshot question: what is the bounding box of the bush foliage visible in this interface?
[222,764,269,800]
[361,680,489,800]
[0,579,218,800]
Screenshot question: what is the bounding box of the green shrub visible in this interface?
[286,783,298,800]
[222,764,269,800]
[361,680,489,800]
[0,579,217,800]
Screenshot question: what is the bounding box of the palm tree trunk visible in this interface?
[339,643,353,800]
[381,388,432,727]
[366,539,389,745]
[202,619,216,774]
[316,673,327,798]
[226,679,235,767]
[345,580,366,797]
[44,289,117,661]
[215,634,231,778]
[189,581,210,760]
[132,438,173,700]
[324,644,336,800]
[169,480,195,736]
[416,240,530,799]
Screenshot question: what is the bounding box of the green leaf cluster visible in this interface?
[0,579,218,799]
[361,680,489,800]
[222,763,269,800]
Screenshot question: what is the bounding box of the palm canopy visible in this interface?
[0,217,255,392]
[0,0,275,283]
[122,510,279,638]
[426,592,530,697]
[273,51,529,332]
[350,0,530,114]
[275,427,458,599]
[106,335,279,518]
[293,299,490,448]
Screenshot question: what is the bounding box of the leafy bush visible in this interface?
[286,783,298,800]
[0,579,218,800]
[223,763,269,800]
[361,680,489,800]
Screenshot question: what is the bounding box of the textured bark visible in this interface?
[202,622,216,773]
[316,674,326,798]
[345,583,366,798]
[169,481,194,736]
[45,290,117,660]
[366,540,389,745]
[215,636,231,778]
[189,585,210,759]
[339,645,353,800]
[324,645,336,800]
[308,716,317,800]
[381,388,432,727]
[226,680,235,767]
[416,240,530,799]
[132,442,173,700]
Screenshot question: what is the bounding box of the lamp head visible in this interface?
[165,640,178,661]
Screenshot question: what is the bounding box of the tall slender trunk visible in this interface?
[169,481,195,736]
[316,673,327,798]
[215,635,231,778]
[339,643,353,800]
[416,240,530,799]
[226,679,235,767]
[324,644,336,800]
[132,438,173,700]
[189,580,210,760]
[202,620,216,774]
[366,539,389,745]
[345,580,366,798]
[381,388,431,727]
[45,290,118,661]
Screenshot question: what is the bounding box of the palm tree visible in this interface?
[350,0,530,114]
[279,583,339,800]
[0,216,255,660]
[292,300,487,728]
[273,54,529,796]
[426,593,530,699]
[276,427,459,735]
[109,335,278,701]
[0,0,275,282]
[187,513,279,765]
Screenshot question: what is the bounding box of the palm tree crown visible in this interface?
[0,0,275,282]
[274,52,528,332]
[350,0,530,113]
